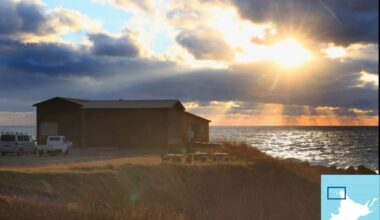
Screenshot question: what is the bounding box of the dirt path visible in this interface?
[0,148,165,168]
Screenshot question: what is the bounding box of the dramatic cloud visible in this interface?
[88,33,139,57]
[0,0,378,125]
[122,57,378,110]
[176,28,234,61]
[0,38,94,75]
[0,0,45,35]
[0,0,100,42]
[231,0,379,45]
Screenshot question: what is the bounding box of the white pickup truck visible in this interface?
[37,136,72,156]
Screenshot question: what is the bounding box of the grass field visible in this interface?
[0,142,375,220]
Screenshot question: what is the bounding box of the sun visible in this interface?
[269,39,312,68]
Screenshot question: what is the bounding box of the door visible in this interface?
[40,122,58,144]
[23,135,35,152]
[40,122,58,135]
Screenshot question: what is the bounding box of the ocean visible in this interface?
[0,125,378,170]
[210,126,379,170]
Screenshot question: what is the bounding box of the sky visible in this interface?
[0,0,378,126]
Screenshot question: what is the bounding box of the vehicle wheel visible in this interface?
[1,152,5,156]
[38,151,43,157]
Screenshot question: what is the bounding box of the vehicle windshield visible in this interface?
[49,137,60,141]
[0,135,16,142]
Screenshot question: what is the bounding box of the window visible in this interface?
[49,137,60,141]
[17,136,24,141]
[0,135,16,142]
[23,136,30,142]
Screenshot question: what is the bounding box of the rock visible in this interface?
[357,165,376,174]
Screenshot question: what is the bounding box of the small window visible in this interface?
[1,135,16,142]
[49,137,60,141]
[23,136,30,142]
[17,136,24,142]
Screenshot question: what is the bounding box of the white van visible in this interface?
[37,136,72,156]
[0,132,37,156]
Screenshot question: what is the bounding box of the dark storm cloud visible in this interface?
[0,0,94,40]
[0,38,100,75]
[122,58,378,111]
[0,0,46,35]
[0,36,177,111]
[88,33,139,57]
[176,28,234,61]
[231,0,379,45]
[0,36,155,77]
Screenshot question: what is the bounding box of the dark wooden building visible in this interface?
[33,97,210,148]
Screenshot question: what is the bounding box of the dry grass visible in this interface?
[0,142,375,220]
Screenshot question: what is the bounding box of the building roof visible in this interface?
[183,111,211,122]
[33,97,185,110]
[81,99,184,109]
[33,97,90,106]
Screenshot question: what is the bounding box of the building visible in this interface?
[33,97,210,149]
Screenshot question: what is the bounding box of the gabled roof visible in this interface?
[81,99,184,110]
[184,111,211,122]
[33,97,90,106]
[33,97,185,110]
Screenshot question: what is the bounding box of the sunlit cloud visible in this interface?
[184,101,378,126]
[315,106,340,112]
[323,45,346,59]
[322,43,378,63]
[358,71,379,87]
[183,102,199,110]
[349,108,373,115]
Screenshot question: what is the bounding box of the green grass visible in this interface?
[0,142,375,220]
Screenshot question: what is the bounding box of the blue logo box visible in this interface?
[327,186,346,200]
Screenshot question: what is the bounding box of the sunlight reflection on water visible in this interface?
[210,126,379,170]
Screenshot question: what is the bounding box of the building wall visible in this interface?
[36,100,82,147]
[82,109,169,148]
[35,98,209,149]
[181,113,209,144]
[168,109,183,149]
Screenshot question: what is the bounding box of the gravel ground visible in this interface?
[0,147,165,167]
